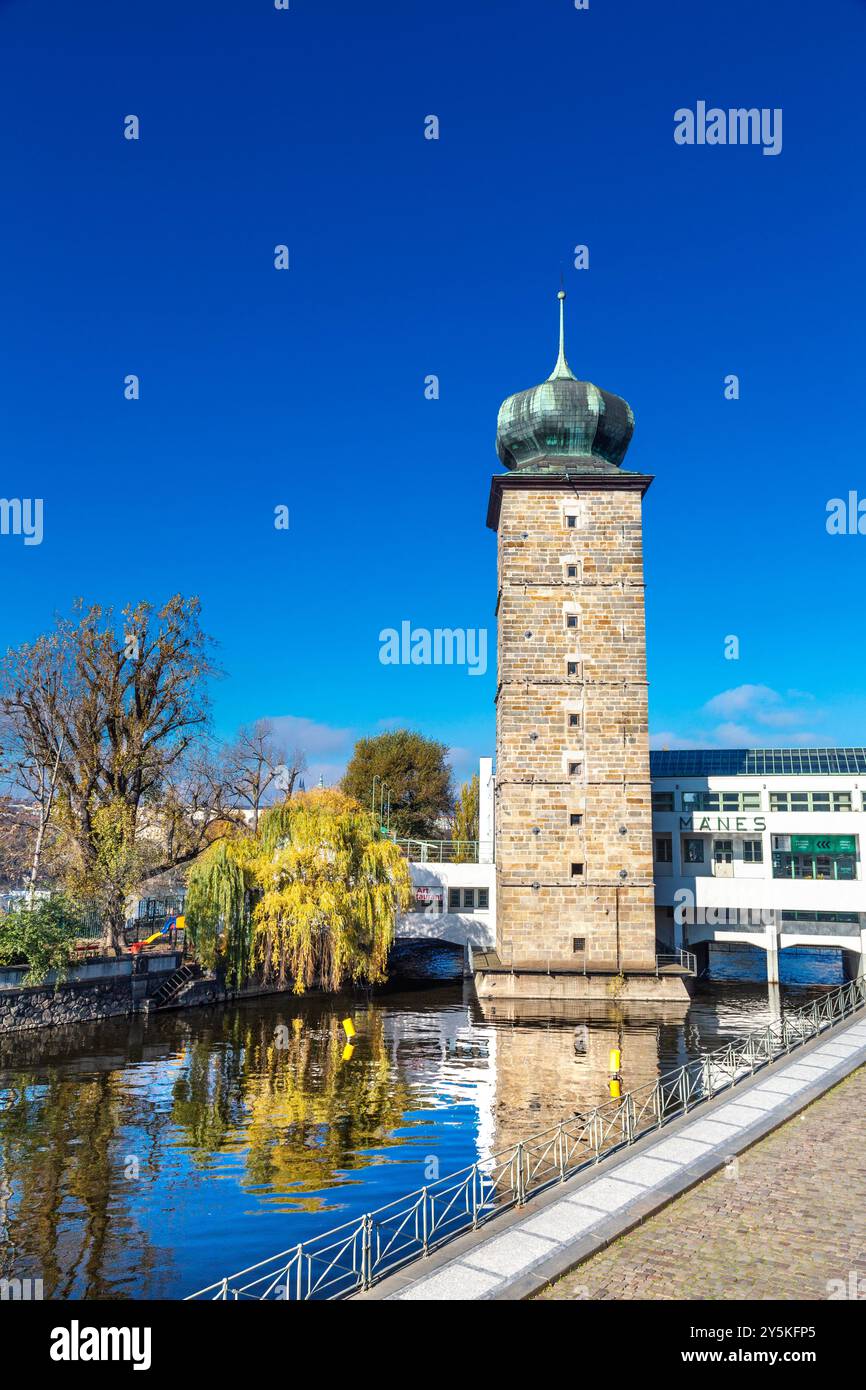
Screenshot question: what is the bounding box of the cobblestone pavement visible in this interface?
[535,1066,866,1301]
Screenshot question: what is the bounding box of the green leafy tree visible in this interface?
[451,773,479,862]
[66,803,144,946]
[342,730,454,840]
[0,896,82,985]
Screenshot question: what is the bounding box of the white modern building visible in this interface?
[397,758,496,959]
[650,747,866,981]
[400,748,866,982]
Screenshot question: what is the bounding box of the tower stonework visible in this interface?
[475,291,678,1000]
[491,476,655,971]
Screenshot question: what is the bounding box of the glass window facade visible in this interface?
[781,910,859,924]
[768,791,852,812]
[682,790,762,811]
[447,887,490,912]
[772,851,857,881]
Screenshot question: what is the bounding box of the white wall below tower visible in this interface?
[398,861,496,954]
[479,757,494,864]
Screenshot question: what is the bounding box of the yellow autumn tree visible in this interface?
[185,789,411,993]
[451,773,480,863]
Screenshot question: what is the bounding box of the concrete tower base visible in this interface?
[473,967,693,1004]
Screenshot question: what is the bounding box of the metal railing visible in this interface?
[395,839,493,864]
[185,973,866,1302]
[137,895,186,920]
[655,949,697,976]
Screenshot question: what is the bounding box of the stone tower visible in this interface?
[484,290,656,986]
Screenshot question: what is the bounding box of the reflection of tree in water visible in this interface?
[0,1070,167,1298]
[170,1007,414,1210]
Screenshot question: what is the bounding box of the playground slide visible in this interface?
[139,915,185,947]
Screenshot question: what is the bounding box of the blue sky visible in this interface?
[1,0,865,785]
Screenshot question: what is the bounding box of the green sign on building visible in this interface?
[790,834,856,855]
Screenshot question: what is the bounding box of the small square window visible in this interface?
[567,661,580,677]
[567,713,580,728]
[569,812,583,827]
[655,835,673,863]
[566,564,578,579]
[572,936,586,953]
[570,862,584,877]
[566,514,577,529]
[566,614,578,629]
[568,762,582,777]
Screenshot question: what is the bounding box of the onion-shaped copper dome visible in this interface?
[496,292,634,473]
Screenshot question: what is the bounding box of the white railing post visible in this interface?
[515,1144,526,1205]
[679,1064,689,1115]
[362,1215,372,1290]
[703,1055,714,1101]
[625,1093,636,1146]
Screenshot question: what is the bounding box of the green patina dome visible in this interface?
[496,292,634,473]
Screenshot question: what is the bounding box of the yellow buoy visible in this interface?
[609,1077,622,1099]
[342,1043,354,1062]
[342,1017,356,1039]
[609,1047,621,1073]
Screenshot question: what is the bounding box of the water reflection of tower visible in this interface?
[474,997,687,1154]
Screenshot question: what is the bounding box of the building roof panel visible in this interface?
[649,748,866,777]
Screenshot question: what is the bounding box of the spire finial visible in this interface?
[549,280,576,381]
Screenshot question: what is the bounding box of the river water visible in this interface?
[0,948,845,1299]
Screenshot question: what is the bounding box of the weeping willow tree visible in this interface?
[184,838,252,979]
[185,789,411,992]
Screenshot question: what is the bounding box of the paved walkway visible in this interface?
[536,1065,866,1301]
[376,1012,866,1301]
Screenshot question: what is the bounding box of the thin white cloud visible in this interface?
[703,685,780,719]
[652,685,824,750]
[266,715,355,756]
